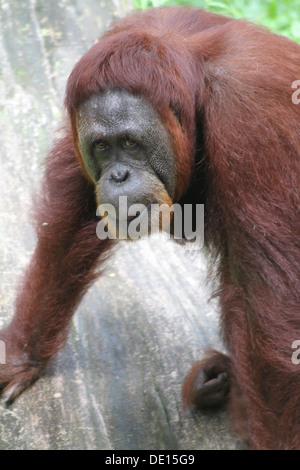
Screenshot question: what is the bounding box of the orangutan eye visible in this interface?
[94,139,108,151]
[124,137,136,148]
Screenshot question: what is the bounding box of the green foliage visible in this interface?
[133,0,300,42]
[133,0,169,8]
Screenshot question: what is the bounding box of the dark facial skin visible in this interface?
[77,90,176,219]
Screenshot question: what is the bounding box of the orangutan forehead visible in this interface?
[78,90,154,124]
[77,89,170,143]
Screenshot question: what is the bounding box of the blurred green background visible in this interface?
[133,0,300,43]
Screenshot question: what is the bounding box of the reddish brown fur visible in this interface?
[0,7,299,449]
